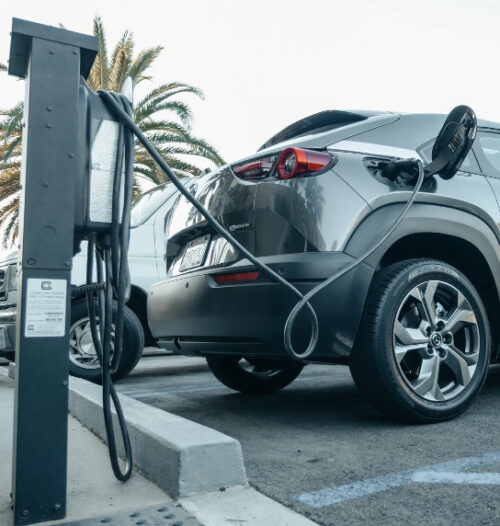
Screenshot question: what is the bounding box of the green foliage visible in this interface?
[0,18,224,246]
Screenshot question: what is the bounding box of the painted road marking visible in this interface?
[295,450,500,508]
[118,373,338,399]
[412,471,500,484]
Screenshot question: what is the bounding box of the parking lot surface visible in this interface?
[117,351,500,526]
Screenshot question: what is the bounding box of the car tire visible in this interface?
[350,259,490,423]
[206,356,304,394]
[69,299,144,383]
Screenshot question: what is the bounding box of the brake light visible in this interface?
[277,148,332,179]
[233,160,273,179]
[214,271,259,284]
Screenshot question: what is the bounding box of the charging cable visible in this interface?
[99,91,425,363]
[84,91,135,481]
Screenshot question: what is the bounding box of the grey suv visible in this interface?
[148,110,500,422]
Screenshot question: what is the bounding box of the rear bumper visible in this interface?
[147,253,373,361]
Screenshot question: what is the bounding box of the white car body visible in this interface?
[0,181,187,353]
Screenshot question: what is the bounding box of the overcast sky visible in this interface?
[1,0,500,165]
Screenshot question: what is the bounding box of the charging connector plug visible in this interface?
[382,158,421,185]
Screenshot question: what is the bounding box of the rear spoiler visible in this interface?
[258,110,370,151]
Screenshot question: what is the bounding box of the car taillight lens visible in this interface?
[214,271,259,284]
[233,160,273,179]
[232,149,334,182]
[277,148,333,179]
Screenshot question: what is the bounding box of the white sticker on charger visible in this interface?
[89,119,124,224]
[25,279,67,338]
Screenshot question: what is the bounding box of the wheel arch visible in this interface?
[126,285,155,345]
[345,203,500,361]
[72,284,155,345]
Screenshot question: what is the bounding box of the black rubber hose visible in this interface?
[118,93,133,306]
[85,235,133,481]
[111,119,124,292]
[109,92,134,374]
[83,92,135,482]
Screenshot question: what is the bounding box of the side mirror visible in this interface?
[427,105,477,179]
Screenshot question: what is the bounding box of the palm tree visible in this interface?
[0,17,224,246]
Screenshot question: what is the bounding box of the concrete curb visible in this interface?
[181,487,319,526]
[68,376,248,499]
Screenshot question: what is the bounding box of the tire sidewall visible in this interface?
[376,261,490,419]
[206,356,304,394]
[69,299,144,383]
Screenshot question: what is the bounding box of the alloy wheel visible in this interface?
[393,279,480,402]
[69,316,115,370]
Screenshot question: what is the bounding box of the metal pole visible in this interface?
[8,19,97,525]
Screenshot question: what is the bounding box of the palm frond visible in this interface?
[1,201,19,247]
[182,135,225,166]
[0,196,19,224]
[0,141,21,161]
[0,160,21,171]
[135,83,204,110]
[91,16,109,90]
[139,119,193,137]
[134,100,192,125]
[0,101,24,119]
[3,111,23,138]
[108,30,134,91]
[0,16,225,247]
[1,137,22,164]
[128,46,163,84]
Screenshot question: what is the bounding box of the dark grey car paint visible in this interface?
[148,112,500,362]
[148,252,372,359]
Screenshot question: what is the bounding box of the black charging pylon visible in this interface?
[8,19,97,525]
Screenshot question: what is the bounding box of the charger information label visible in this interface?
[25,279,67,338]
[89,119,124,224]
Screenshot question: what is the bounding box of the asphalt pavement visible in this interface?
[117,351,500,526]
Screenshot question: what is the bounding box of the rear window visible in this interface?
[259,110,368,151]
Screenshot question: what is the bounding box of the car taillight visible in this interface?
[232,149,334,182]
[214,271,259,284]
[233,161,273,179]
[277,148,333,179]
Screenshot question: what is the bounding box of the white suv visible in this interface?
[0,181,187,381]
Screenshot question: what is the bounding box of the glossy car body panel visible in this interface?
[254,171,369,253]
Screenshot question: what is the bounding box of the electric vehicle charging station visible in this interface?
[9,19,98,525]
[8,18,136,525]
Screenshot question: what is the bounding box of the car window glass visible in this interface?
[419,141,477,172]
[130,184,176,227]
[476,132,500,177]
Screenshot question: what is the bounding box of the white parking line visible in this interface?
[119,373,338,398]
[295,450,500,508]
[122,384,229,398]
[412,471,500,484]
